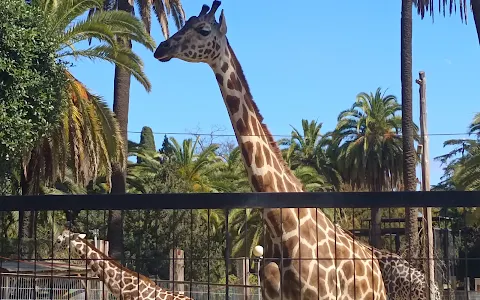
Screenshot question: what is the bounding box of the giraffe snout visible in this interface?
[154,41,173,62]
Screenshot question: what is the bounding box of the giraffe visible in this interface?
[340,226,442,300]
[154,2,387,300]
[55,229,192,300]
[373,249,441,300]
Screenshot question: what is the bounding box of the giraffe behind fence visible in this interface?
[56,229,192,300]
[154,2,387,299]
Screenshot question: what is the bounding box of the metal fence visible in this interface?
[0,191,479,300]
[0,273,115,300]
[0,273,261,300]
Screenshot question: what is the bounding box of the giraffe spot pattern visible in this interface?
[221,62,229,73]
[226,95,240,114]
[215,73,223,86]
[228,72,243,92]
[254,142,264,167]
[236,118,248,136]
[240,141,253,167]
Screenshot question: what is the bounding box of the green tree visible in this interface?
[280,119,342,191]
[330,88,414,248]
[414,0,480,44]
[99,0,186,261]
[434,113,480,191]
[127,148,191,194]
[169,137,221,192]
[0,0,67,190]
[207,146,250,193]
[160,134,175,157]
[137,126,156,163]
[408,0,480,266]
[23,0,154,259]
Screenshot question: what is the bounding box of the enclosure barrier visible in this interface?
[0,191,479,300]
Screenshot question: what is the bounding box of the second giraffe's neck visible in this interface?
[210,40,303,193]
[69,238,170,298]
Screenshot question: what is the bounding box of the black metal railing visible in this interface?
[0,191,479,300]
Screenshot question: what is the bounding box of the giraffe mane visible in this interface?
[226,39,305,191]
[81,238,158,287]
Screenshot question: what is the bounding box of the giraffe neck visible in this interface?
[69,239,190,300]
[210,40,303,193]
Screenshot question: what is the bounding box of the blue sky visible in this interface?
[69,1,480,187]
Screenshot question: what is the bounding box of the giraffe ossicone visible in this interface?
[56,229,192,300]
[154,2,440,300]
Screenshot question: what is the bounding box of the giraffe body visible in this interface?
[373,248,441,300]
[56,230,191,300]
[154,2,387,299]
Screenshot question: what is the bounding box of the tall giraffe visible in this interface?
[154,2,387,300]
[55,229,192,300]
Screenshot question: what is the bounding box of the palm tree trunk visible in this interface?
[18,148,41,259]
[472,0,480,44]
[108,0,133,263]
[401,0,420,265]
[370,207,383,248]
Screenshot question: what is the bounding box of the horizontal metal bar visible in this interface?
[0,191,478,211]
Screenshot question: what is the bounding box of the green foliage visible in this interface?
[140,126,156,151]
[160,135,175,157]
[32,0,156,91]
[329,88,417,191]
[434,113,480,191]
[0,0,67,178]
[279,119,341,191]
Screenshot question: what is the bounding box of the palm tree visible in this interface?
[400,0,420,264]
[414,0,480,44]
[207,146,250,193]
[434,113,480,191]
[96,0,186,261]
[168,137,221,192]
[21,0,154,196]
[279,119,342,191]
[331,88,414,248]
[18,0,155,258]
[407,0,480,265]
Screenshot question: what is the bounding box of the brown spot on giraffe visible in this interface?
[225,95,240,114]
[106,268,115,278]
[221,62,229,73]
[236,118,248,136]
[215,73,223,86]
[240,141,253,166]
[254,142,264,167]
[228,72,242,92]
[251,117,260,137]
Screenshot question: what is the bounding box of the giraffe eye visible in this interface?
[196,27,211,36]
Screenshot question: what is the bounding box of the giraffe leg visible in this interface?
[261,261,281,300]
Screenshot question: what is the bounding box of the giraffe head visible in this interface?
[55,229,86,251]
[154,0,227,65]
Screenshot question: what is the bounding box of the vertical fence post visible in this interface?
[416,70,435,300]
[236,257,250,300]
[170,249,185,294]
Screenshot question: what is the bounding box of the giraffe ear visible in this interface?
[219,9,227,34]
[77,233,86,240]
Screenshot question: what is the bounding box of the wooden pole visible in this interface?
[416,71,435,300]
[170,249,185,294]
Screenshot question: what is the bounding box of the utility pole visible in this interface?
[416,71,435,300]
